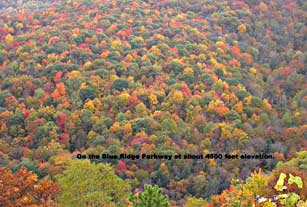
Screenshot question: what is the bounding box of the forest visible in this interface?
[0,0,306,206]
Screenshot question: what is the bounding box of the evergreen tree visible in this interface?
[129,184,169,207]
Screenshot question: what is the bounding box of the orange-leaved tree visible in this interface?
[0,167,60,207]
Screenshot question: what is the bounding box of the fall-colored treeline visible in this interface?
[0,0,306,206]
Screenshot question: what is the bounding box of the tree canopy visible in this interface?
[56,160,130,207]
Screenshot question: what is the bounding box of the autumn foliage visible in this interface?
[0,167,60,207]
[0,0,306,206]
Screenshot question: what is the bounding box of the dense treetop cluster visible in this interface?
[0,0,306,206]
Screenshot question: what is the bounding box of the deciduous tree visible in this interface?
[0,167,60,207]
[56,160,130,207]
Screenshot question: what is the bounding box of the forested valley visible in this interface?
[0,0,306,206]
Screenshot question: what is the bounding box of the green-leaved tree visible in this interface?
[56,160,130,207]
[129,184,169,207]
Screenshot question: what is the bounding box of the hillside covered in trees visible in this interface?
[0,0,306,206]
